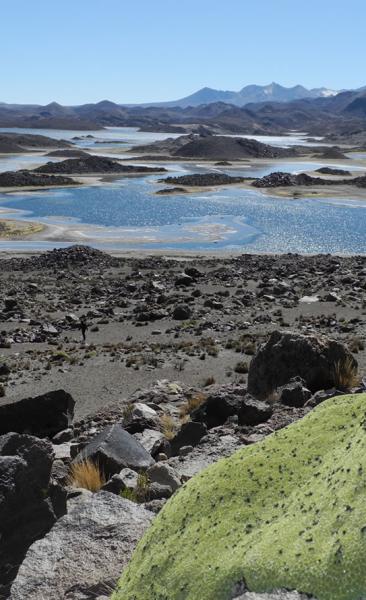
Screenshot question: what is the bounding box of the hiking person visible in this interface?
[79,316,89,342]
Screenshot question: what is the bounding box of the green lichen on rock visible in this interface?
[113,393,366,600]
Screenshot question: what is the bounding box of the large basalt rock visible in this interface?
[9,492,153,600]
[0,389,75,437]
[0,433,59,593]
[75,424,154,478]
[248,331,357,399]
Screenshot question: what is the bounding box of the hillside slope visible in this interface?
[114,393,366,600]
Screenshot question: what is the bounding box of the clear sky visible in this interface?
[2,0,365,105]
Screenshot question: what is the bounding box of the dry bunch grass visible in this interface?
[179,392,207,419]
[67,459,106,492]
[160,414,178,440]
[334,357,360,389]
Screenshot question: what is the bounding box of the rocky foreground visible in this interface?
[0,246,366,599]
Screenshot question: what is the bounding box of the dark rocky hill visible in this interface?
[133,134,295,160]
[45,149,91,158]
[0,171,75,187]
[173,135,295,159]
[33,156,166,175]
[0,133,70,153]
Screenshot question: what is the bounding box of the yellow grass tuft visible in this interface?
[334,356,359,389]
[179,392,207,419]
[160,414,177,440]
[67,459,106,492]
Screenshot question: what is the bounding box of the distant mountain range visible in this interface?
[142,82,339,108]
[1,84,366,140]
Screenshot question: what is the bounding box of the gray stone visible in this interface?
[237,395,272,426]
[306,387,344,407]
[278,378,312,407]
[131,402,158,421]
[10,492,153,600]
[143,499,166,514]
[0,433,60,591]
[148,482,173,500]
[74,424,154,478]
[134,428,165,455]
[191,384,244,429]
[52,442,71,461]
[175,274,193,286]
[170,420,207,455]
[124,403,159,434]
[101,474,126,495]
[118,467,139,489]
[52,428,73,443]
[179,445,193,456]
[51,459,69,485]
[147,463,181,492]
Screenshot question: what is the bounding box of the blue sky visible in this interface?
[2,0,365,105]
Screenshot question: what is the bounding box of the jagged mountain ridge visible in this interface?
[142,82,339,108]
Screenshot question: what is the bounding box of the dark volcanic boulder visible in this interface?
[0,433,59,592]
[191,384,244,429]
[278,377,312,407]
[9,492,153,600]
[248,330,357,399]
[170,421,207,456]
[172,304,192,320]
[237,395,273,426]
[0,389,75,437]
[75,424,154,477]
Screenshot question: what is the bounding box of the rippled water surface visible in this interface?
[0,127,365,253]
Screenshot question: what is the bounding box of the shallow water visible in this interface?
[0,126,183,151]
[0,128,365,254]
[0,176,366,253]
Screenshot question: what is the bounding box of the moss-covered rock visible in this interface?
[113,393,366,600]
